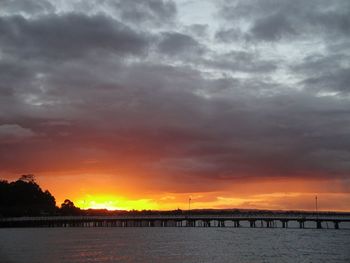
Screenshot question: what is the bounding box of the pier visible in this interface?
[1,214,349,229]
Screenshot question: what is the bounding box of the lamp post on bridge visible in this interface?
[187,196,192,226]
[315,195,322,229]
[315,195,318,219]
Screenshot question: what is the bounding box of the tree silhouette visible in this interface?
[0,175,57,216]
[19,174,36,184]
[60,199,81,215]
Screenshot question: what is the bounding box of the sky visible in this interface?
[0,0,350,211]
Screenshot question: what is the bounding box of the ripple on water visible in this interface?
[0,228,349,263]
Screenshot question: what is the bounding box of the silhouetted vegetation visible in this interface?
[0,176,86,217]
[60,199,81,216]
[0,175,56,216]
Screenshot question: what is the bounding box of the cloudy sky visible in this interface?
[0,0,349,210]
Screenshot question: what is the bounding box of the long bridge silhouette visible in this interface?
[1,213,350,229]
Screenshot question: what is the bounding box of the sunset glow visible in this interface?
[75,195,159,211]
[2,2,350,263]
[1,0,350,213]
[34,175,348,211]
[67,191,350,212]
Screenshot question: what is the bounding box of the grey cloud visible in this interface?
[3,55,350,181]
[157,32,203,57]
[215,28,244,43]
[0,0,349,190]
[2,39,348,179]
[0,60,32,96]
[249,13,296,41]
[217,0,350,42]
[202,50,278,73]
[307,9,350,36]
[292,53,350,94]
[0,0,55,16]
[184,24,209,38]
[115,0,177,26]
[68,0,177,27]
[303,68,350,94]
[0,13,149,60]
[1,0,177,27]
[0,124,35,143]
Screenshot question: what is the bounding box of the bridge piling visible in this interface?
[249,220,256,228]
[334,221,339,229]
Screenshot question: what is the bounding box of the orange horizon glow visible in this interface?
[75,195,159,211]
[70,192,350,212]
[1,172,350,212]
[48,175,350,212]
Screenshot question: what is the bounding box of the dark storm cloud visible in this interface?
[292,54,350,94]
[0,0,349,191]
[0,13,149,60]
[157,32,203,57]
[202,51,277,73]
[302,68,350,94]
[249,13,296,41]
[0,60,31,96]
[114,0,177,26]
[3,59,350,182]
[217,0,350,42]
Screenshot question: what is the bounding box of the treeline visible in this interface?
[0,175,80,217]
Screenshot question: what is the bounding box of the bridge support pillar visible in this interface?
[234,220,240,228]
[186,220,195,227]
[282,221,288,228]
[249,220,256,228]
[316,221,322,229]
[334,221,339,229]
[219,221,225,227]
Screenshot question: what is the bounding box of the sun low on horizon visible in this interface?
[74,195,159,211]
[25,172,348,212]
[0,0,350,213]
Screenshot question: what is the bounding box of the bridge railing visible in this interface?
[1,214,350,222]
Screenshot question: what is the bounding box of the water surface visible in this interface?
[0,228,349,263]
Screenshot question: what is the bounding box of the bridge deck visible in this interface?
[1,214,350,229]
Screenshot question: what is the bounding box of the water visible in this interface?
[0,228,349,263]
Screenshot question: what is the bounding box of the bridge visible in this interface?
[1,214,350,229]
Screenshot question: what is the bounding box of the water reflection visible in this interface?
[0,227,349,263]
